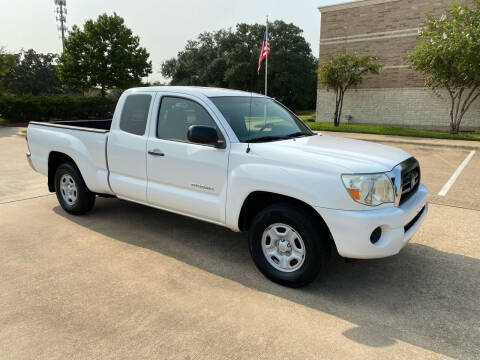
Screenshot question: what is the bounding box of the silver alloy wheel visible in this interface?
[59,174,78,205]
[261,223,306,272]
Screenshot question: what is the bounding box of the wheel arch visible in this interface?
[48,151,81,192]
[238,191,333,240]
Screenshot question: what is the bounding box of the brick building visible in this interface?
[316,0,480,131]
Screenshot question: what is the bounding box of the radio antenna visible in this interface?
[246,90,252,153]
[247,62,256,153]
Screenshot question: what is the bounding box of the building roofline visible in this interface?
[318,0,400,13]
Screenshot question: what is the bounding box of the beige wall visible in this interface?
[316,88,480,131]
[320,37,425,89]
[320,0,452,40]
[319,0,453,89]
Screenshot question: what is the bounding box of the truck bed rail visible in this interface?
[29,120,112,133]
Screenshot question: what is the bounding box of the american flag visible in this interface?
[257,29,270,74]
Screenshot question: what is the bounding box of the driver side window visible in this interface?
[157,97,218,142]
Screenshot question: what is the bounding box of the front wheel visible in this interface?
[248,203,331,287]
[55,162,95,215]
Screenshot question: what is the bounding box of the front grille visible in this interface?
[399,158,420,205]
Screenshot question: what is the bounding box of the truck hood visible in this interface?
[251,134,411,174]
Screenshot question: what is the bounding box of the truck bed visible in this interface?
[27,120,113,195]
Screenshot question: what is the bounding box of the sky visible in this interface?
[0,0,347,82]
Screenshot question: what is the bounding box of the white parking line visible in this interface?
[438,150,476,196]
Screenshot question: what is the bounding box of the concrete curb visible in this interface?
[352,138,480,150]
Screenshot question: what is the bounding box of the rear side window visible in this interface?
[119,94,152,136]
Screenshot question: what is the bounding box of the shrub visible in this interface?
[318,53,382,127]
[0,95,116,123]
[407,3,480,134]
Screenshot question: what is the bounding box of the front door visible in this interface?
[146,95,229,223]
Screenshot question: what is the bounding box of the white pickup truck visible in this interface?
[26,86,428,287]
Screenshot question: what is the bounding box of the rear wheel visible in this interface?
[248,203,330,287]
[55,163,95,215]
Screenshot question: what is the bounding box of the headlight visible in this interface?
[341,173,394,206]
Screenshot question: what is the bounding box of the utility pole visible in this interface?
[54,0,67,52]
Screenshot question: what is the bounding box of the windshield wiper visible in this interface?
[247,132,310,143]
[247,136,289,143]
[286,132,309,138]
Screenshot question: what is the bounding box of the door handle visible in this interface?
[148,149,165,157]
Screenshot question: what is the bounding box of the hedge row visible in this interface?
[0,95,117,123]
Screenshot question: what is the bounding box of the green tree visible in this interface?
[0,47,16,95]
[0,47,16,76]
[58,13,152,96]
[161,21,318,110]
[2,49,62,95]
[407,2,480,134]
[318,53,382,127]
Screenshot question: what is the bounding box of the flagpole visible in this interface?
[265,15,268,96]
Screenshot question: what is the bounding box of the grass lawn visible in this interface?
[0,117,7,125]
[295,113,480,142]
[295,110,316,116]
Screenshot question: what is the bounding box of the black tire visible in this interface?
[248,203,331,287]
[55,162,95,215]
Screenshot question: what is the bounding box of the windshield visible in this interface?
[210,96,313,143]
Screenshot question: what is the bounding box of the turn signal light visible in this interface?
[347,188,361,200]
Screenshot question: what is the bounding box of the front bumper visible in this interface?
[316,184,428,259]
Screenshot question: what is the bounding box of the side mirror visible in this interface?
[187,125,225,148]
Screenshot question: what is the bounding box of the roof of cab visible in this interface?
[128,86,266,98]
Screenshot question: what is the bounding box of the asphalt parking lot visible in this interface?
[1,126,479,359]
